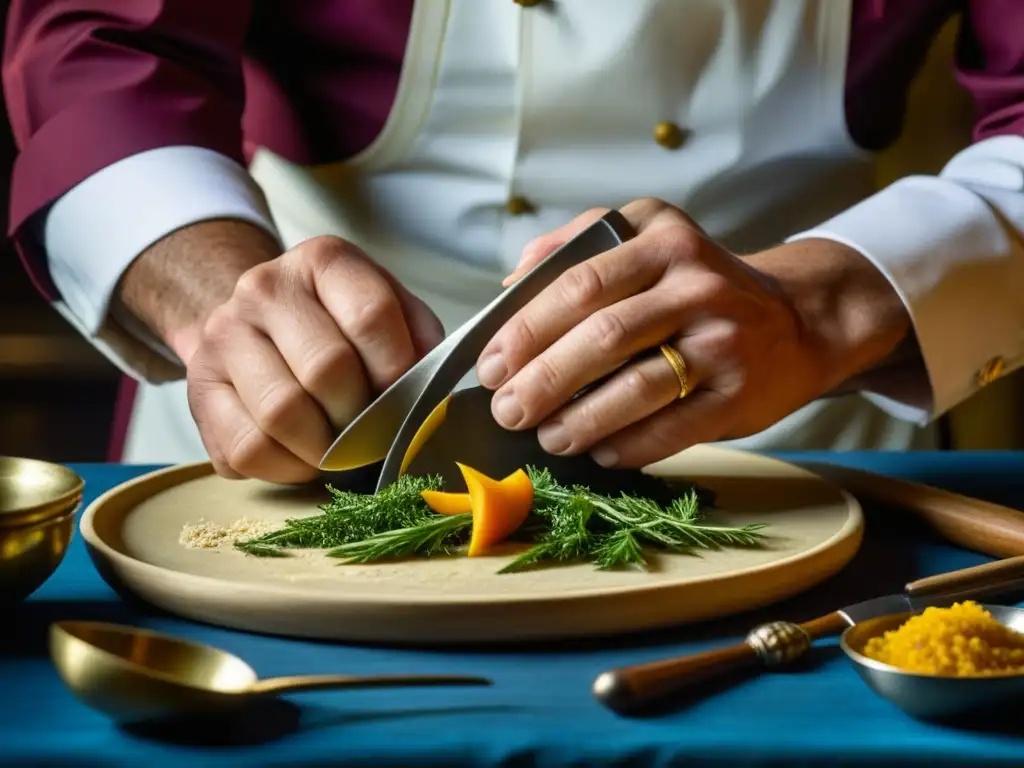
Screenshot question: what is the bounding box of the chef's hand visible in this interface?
[477,198,913,467]
[190,236,444,483]
[118,222,444,484]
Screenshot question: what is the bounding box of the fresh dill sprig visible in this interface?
[234,465,767,572]
[234,473,443,556]
[496,467,765,573]
[327,513,472,563]
[591,528,647,571]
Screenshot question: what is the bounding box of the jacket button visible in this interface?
[654,121,687,150]
[506,196,535,215]
[976,356,1006,387]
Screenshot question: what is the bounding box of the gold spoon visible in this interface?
[50,620,491,725]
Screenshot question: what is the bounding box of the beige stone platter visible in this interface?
[80,445,863,644]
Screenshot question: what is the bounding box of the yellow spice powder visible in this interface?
[862,601,1024,677]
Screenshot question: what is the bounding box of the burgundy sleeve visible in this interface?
[956,0,1024,140]
[3,0,253,298]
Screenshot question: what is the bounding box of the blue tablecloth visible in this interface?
[8,452,1024,767]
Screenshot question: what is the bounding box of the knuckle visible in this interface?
[530,355,564,398]
[558,261,606,311]
[686,272,732,305]
[294,234,352,260]
[299,343,358,393]
[304,235,360,269]
[623,197,670,219]
[223,425,271,476]
[254,381,307,437]
[563,403,601,446]
[498,316,540,362]
[201,305,240,344]
[701,319,744,359]
[656,224,702,261]
[729,369,752,398]
[344,292,401,343]
[621,364,657,396]
[635,196,667,210]
[234,264,278,302]
[289,236,366,286]
[588,309,631,355]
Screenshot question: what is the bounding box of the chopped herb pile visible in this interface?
[235,466,766,573]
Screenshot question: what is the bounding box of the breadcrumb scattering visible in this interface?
[179,518,275,550]
[862,601,1024,677]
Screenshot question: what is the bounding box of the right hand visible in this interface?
[185,236,445,483]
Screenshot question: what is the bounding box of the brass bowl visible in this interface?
[1,510,77,602]
[0,457,83,601]
[0,456,84,526]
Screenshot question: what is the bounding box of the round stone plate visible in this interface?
[81,445,862,644]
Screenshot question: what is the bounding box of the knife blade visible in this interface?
[319,210,635,488]
[593,553,1024,714]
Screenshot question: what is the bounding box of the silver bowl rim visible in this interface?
[839,604,1024,681]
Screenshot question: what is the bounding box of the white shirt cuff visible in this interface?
[39,145,281,381]
[787,135,1024,425]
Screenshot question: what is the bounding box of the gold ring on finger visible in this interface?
[659,344,691,399]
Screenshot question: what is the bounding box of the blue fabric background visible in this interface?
[6,452,1024,766]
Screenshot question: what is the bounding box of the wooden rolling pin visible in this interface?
[797,461,1024,559]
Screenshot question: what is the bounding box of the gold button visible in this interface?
[654,121,686,150]
[976,356,1006,387]
[513,0,543,6]
[506,196,535,215]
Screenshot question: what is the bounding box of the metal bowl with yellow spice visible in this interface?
[862,601,1024,677]
[841,602,1024,721]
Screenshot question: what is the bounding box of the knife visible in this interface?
[319,210,635,491]
[592,553,1024,714]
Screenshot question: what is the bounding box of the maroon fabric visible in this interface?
[7,0,1024,301]
[106,375,138,463]
[6,0,1024,461]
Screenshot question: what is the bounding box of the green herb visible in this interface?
[326,513,472,563]
[233,473,444,555]
[498,467,765,573]
[235,466,766,573]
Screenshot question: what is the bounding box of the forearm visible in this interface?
[114,219,282,365]
[745,238,919,394]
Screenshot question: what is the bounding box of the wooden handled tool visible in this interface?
[594,554,1024,714]
[594,462,1024,715]
[797,461,1024,559]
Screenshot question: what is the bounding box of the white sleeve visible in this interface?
[787,135,1024,425]
[39,145,282,383]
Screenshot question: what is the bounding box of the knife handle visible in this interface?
[906,553,1024,598]
[592,611,847,714]
[803,462,1024,559]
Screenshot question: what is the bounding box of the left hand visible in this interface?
[475,198,908,468]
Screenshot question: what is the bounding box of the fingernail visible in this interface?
[591,446,619,467]
[477,354,507,388]
[493,390,524,428]
[538,421,571,454]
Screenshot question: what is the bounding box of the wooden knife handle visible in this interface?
[593,612,847,714]
[801,462,1024,559]
[906,553,1024,597]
